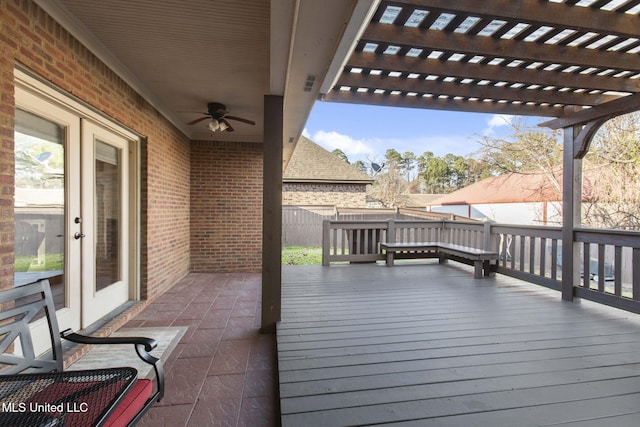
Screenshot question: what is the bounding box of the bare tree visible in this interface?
[368,162,406,207]
[583,113,640,230]
[475,118,563,196]
[474,114,640,230]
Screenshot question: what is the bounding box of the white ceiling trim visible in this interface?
[271,0,298,96]
[320,0,381,95]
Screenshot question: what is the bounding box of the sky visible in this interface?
[302,102,544,164]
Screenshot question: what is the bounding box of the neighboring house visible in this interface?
[398,193,443,210]
[283,136,374,207]
[427,172,571,226]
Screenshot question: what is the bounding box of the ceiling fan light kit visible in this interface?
[187,102,256,133]
[207,118,229,132]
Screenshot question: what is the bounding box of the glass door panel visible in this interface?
[14,87,82,357]
[81,122,129,326]
[14,109,66,307]
[95,141,121,291]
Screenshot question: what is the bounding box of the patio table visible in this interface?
[0,367,137,427]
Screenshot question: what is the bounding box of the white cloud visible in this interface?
[484,114,515,136]
[310,130,376,158]
[488,114,515,128]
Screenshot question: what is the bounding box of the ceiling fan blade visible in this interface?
[187,115,210,125]
[220,118,234,132]
[225,115,256,126]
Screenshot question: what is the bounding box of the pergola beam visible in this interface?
[346,52,640,94]
[323,89,564,116]
[362,23,640,72]
[541,93,640,128]
[335,72,617,107]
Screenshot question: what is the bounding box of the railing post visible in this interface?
[441,220,449,243]
[387,219,396,243]
[483,220,496,251]
[322,220,330,266]
[633,248,640,299]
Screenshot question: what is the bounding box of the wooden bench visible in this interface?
[380,242,499,279]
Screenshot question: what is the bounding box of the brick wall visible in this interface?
[0,0,191,298]
[190,141,263,272]
[283,183,368,207]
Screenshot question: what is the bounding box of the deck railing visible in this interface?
[574,228,640,312]
[322,219,640,314]
[491,224,563,290]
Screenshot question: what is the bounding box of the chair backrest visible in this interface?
[0,280,63,374]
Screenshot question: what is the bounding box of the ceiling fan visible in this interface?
[187,102,255,132]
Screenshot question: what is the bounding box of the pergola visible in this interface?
[315,0,640,309]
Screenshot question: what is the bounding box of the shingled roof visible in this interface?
[283,136,374,184]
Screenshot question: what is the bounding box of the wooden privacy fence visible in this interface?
[282,206,335,247]
[282,206,465,247]
[322,219,640,314]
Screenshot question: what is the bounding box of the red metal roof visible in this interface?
[429,171,593,205]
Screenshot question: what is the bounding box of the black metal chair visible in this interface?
[0,279,164,426]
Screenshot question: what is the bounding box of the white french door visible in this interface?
[14,80,135,352]
[80,122,130,326]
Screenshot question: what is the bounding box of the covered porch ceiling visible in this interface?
[36,0,362,168]
[37,0,640,165]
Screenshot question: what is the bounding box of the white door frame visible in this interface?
[15,69,141,335]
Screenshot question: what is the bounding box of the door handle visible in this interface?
[74,232,85,240]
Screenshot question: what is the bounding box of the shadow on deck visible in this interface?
[279,262,640,426]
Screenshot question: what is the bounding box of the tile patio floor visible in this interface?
[125,272,278,427]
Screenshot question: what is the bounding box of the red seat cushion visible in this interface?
[104,379,153,427]
[23,377,152,427]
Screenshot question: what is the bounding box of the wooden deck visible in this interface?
[278,262,640,426]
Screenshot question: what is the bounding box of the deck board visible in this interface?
[279,263,640,426]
